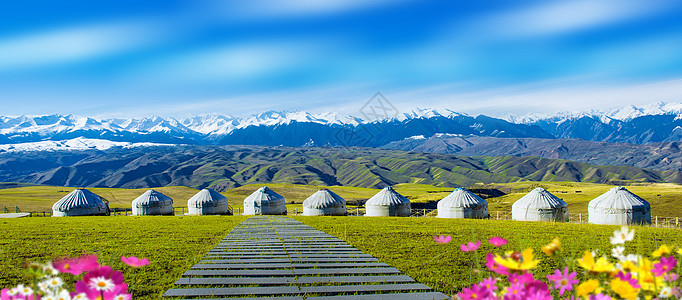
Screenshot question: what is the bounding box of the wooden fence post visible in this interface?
[656,216,658,227]
[579,213,582,223]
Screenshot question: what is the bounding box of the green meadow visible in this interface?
[1,215,681,299]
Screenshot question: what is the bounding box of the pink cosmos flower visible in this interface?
[508,272,534,285]
[589,294,612,300]
[478,277,498,291]
[75,281,127,300]
[456,283,493,300]
[83,266,125,286]
[489,236,508,247]
[433,235,452,244]
[665,272,679,281]
[504,282,526,300]
[615,271,641,288]
[485,253,509,275]
[653,256,677,276]
[460,240,481,252]
[53,255,99,275]
[546,267,578,296]
[120,256,150,268]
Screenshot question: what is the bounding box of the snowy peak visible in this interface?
[505,102,682,124]
[0,137,173,153]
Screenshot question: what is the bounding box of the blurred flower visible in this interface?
[16,285,33,297]
[53,255,99,276]
[576,279,600,297]
[433,235,451,244]
[479,277,497,291]
[546,267,577,296]
[71,293,87,300]
[456,283,493,300]
[112,294,131,300]
[610,278,639,300]
[611,246,625,259]
[652,256,677,276]
[541,238,561,255]
[589,294,612,300]
[488,236,507,247]
[504,282,525,299]
[610,226,634,245]
[460,241,481,252]
[659,286,674,299]
[664,272,679,281]
[87,277,115,292]
[577,251,616,275]
[120,256,150,268]
[485,253,509,275]
[653,245,672,257]
[44,278,63,289]
[508,272,534,285]
[494,248,538,272]
[614,271,640,289]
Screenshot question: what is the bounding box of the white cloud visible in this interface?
[0,21,164,71]
[473,0,675,38]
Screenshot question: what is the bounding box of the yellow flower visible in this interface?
[620,260,638,273]
[577,279,600,297]
[677,248,682,256]
[494,248,539,271]
[577,251,617,275]
[610,278,640,300]
[541,237,561,255]
[653,245,671,257]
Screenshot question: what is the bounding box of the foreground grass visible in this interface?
[0,215,248,300]
[295,216,682,296]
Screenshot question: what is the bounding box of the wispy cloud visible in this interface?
[0,21,164,71]
[474,0,676,38]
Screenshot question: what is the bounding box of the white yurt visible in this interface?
[187,189,229,215]
[302,189,347,216]
[437,187,489,219]
[131,189,174,216]
[52,189,110,217]
[511,187,568,222]
[243,186,287,215]
[588,186,651,225]
[364,186,411,217]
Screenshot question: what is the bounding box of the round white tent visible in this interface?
[132,189,174,216]
[588,186,651,225]
[302,189,347,216]
[52,189,109,217]
[511,187,568,222]
[437,187,489,219]
[364,186,411,217]
[243,186,287,215]
[187,189,229,215]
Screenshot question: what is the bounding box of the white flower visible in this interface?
[623,254,641,263]
[43,263,59,276]
[88,276,115,292]
[113,294,129,300]
[7,288,19,296]
[610,226,635,245]
[72,293,87,300]
[53,289,71,300]
[38,281,49,293]
[611,246,625,259]
[44,277,63,288]
[659,286,673,298]
[43,296,57,300]
[16,284,34,296]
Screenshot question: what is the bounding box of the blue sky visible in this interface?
[2,0,682,118]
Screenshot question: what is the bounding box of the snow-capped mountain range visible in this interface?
[3,102,682,151]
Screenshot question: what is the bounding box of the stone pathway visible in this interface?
[164,216,449,299]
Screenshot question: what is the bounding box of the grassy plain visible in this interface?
[294,216,682,296]
[0,216,248,300]
[2,181,682,217]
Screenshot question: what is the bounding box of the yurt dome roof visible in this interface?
[303,189,345,209]
[188,189,227,205]
[589,186,650,210]
[439,188,487,208]
[132,190,173,207]
[365,186,410,206]
[52,189,107,212]
[244,186,285,203]
[512,187,567,209]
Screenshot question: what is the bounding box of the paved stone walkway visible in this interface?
[164,216,449,299]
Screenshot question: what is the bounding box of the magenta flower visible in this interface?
[433,235,452,244]
[460,240,481,252]
[589,294,612,300]
[75,281,127,300]
[456,283,493,300]
[1,288,40,300]
[478,277,498,291]
[665,272,679,281]
[508,272,534,285]
[489,236,508,247]
[83,266,125,286]
[485,253,509,275]
[120,256,150,268]
[615,271,641,288]
[53,254,99,275]
[546,267,578,296]
[504,282,526,300]
[653,256,677,276]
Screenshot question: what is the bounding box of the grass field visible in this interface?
[2,181,682,217]
[293,216,682,296]
[0,215,248,300]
